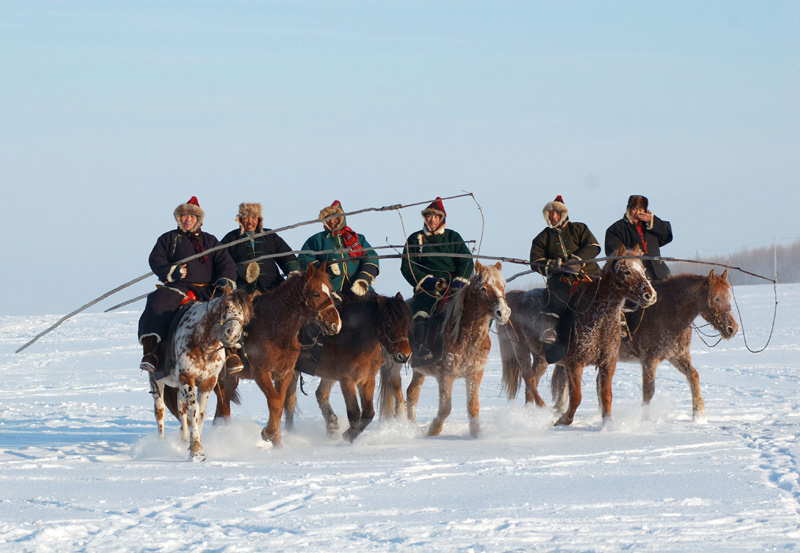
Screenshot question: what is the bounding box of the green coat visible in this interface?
[530,221,600,284]
[401,228,474,316]
[298,230,379,293]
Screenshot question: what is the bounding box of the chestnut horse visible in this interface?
[283,291,413,442]
[149,290,254,461]
[380,261,511,437]
[549,270,738,420]
[211,263,341,446]
[498,247,656,426]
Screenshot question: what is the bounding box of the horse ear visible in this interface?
[395,291,404,301]
[708,269,715,279]
[494,262,502,271]
[475,259,483,271]
[616,245,627,257]
[720,269,729,281]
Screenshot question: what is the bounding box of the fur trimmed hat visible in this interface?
[174,196,204,233]
[626,195,649,212]
[236,202,264,233]
[421,197,446,218]
[542,195,568,228]
[319,200,346,232]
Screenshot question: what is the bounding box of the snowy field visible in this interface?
[1,283,798,553]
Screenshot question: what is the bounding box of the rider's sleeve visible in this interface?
[354,234,379,286]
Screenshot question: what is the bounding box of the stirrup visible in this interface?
[226,354,244,375]
[140,353,158,373]
[540,328,558,345]
[416,345,433,360]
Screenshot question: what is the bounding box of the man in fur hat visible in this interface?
[604,195,673,281]
[401,197,474,359]
[138,196,239,375]
[221,202,302,295]
[530,195,600,345]
[298,200,380,297]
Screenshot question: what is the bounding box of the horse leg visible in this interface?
[465,369,484,438]
[554,365,583,426]
[595,356,618,423]
[669,352,706,421]
[149,375,167,438]
[551,364,569,414]
[524,354,549,408]
[427,374,454,437]
[315,378,339,438]
[196,377,216,440]
[356,378,377,434]
[178,375,205,461]
[340,378,364,443]
[378,359,405,419]
[213,373,238,424]
[405,370,426,424]
[252,369,285,446]
[284,371,299,432]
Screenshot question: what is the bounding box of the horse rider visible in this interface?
[221,202,302,295]
[401,197,474,360]
[604,194,673,337]
[604,194,673,281]
[295,200,380,374]
[138,196,240,375]
[529,195,600,345]
[298,200,380,299]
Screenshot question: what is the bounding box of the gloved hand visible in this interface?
[435,278,448,292]
[239,262,260,284]
[544,258,562,278]
[418,275,440,292]
[328,262,342,277]
[450,278,467,291]
[351,279,369,296]
[563,254,582,273]
[214,278,236,295]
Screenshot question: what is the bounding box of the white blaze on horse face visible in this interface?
[321,283,331,298]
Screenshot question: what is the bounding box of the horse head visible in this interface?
[303,262,342,336]
[703,269,738,339]
[611,245,657,309]
[375,292,413,364]
[473,260,511,325]
[217,290,254,348]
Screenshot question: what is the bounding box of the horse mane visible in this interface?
[443,263,505,342]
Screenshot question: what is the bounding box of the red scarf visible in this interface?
[181,230,209,263]
[333,226,363,257]
[636,224,648,254]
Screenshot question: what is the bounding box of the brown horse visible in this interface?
[499,247,656,426]
[282,291,413,442]
[549,270,737,421]
[212,263,341,446]
[381,261,511,437]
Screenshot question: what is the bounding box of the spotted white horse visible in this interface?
[149,290,253,461]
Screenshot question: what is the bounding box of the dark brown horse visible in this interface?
[499,247,656,426]
[380,261,511,437]
[549,270,737,420]
[282,291,413,442]
[212,263,341,446]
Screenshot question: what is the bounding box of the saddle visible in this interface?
[409,311,446,369]
[539,288,587,365]
[151,303,194,380]
[294,323,327,376]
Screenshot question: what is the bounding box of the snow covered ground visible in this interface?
[1,283,798,553]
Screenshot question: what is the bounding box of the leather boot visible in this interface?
[225,347,244,375]
[140,336,159,373]
[413,318,432,360]
[539,315,559,345]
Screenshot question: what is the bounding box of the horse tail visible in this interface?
[551,364,569,413]
[498,326,522,400]
[378,351,402,419]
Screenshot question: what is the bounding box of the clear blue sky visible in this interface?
[1,1,798,317]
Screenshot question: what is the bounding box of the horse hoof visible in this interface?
[190,451,206,462]
[342,428,358,443]
[260,427,273,442]
[554,416,573,426]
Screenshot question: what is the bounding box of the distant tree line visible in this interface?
[669,239,800,285]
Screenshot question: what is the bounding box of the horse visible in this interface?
[549,270,737,421]
[380,260,511,437]
[282,291,413,442]
[149,289,254,461]
[211,263,342,447]
[498,246,656,426]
